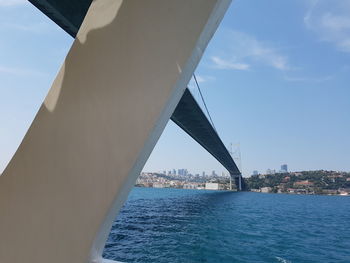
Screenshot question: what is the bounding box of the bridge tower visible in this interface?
[229,143,243,191]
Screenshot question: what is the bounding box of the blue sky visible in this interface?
[0,0,350,176]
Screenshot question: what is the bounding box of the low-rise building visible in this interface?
[339,188,350,195]
[260,187,272,193]
[153,183,170,188]
[250,189,260,192]
[287,188,296,194]
[322,189,338,195]
[183,183,200,189]
[205,182,219,190]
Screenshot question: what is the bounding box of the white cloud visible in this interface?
[195,75,215,83]
[211,30,290,71]
[211,56,250,70]
[0,0,27,7]
[304,0,350,52]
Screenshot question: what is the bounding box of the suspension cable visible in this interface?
[193,73,217,133]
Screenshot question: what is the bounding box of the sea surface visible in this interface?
[103,188,350,263]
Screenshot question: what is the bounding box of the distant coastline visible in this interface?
[136,170,350,196]
[245,170,350,196]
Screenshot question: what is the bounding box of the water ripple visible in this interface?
[103,188,350,263]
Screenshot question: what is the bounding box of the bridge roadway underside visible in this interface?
[29,0,241,179]
[172,89,240,176]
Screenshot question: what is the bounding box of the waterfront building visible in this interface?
[205,182,219,190]
[250,189,260,192]
[261,187,272,193]
[153,183,170,188]
[183,183,201,189]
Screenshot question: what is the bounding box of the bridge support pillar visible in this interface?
[238,174,242,191]
[233,174,242,191]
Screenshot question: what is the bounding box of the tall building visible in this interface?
[281,164,288,173]
[253,170,259,176]
[177,169,188,176]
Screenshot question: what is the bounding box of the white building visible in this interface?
[205,182,219,190]
[261,187,272,193]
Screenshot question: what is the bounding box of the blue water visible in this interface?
[103,188,350,263]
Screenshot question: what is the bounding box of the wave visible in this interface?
[276,256,292,263]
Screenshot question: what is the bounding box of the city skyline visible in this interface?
[143,168,224,177]
[1,1,350,176]
[143,163,336,178]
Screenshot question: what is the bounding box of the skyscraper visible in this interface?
[281,164,288,173]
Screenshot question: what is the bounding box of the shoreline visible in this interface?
[135,186,349,196]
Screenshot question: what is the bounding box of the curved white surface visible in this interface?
[0,1,231,262]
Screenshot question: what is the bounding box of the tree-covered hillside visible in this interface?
[245,170,350,194]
